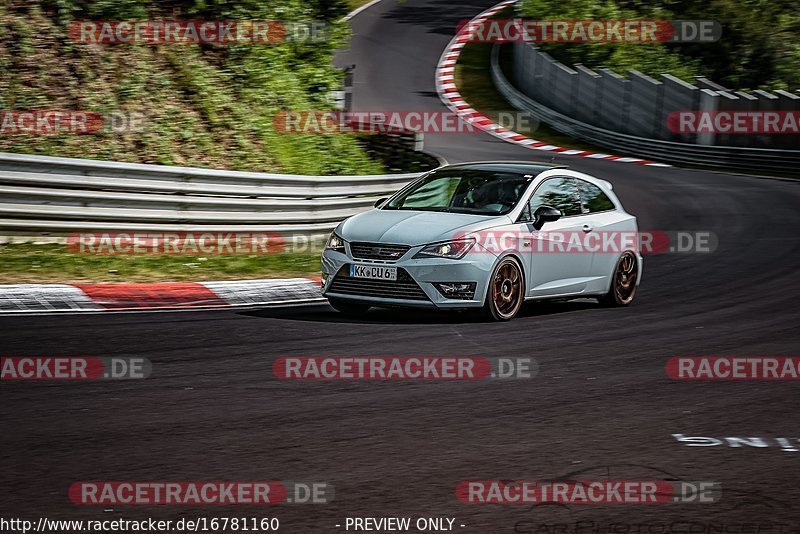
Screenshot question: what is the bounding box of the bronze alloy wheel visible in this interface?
[484,257,525,321]
[601,251,639,306]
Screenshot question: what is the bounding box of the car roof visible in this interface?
[438,161,567,175]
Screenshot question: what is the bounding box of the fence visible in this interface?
[0,152,423,242]
[499,44,800,174]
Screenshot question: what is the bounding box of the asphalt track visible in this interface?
[2,0,800,530]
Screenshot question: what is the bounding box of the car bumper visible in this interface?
[321,246,498,309]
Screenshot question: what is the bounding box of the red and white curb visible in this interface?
[0,278,325,314]
[435,0,670,167]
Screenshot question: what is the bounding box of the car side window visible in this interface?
[528,177,582,217]
[579,180,615,213]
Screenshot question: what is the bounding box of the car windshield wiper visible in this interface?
[387,206,454,212]
[446,207,497,215]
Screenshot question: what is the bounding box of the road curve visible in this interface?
[2,0,800,529]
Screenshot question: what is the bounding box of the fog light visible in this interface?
[433,282,477,300]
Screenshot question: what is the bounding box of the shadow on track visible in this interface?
[239,298,600,325]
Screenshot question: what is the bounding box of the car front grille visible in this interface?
[328,266,429,301]
[349,242,411,261]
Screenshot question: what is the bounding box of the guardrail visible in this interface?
[495,44,800,176]
[0,152,424,242]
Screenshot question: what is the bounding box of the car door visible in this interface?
[577,178,635,293]
[523,176,595,297]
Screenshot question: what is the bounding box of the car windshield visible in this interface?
[383,169,534,215]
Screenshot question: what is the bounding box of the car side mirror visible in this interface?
[374,197,388,208]
[532,205,562,230]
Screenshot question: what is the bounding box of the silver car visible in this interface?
[321,162,642,321]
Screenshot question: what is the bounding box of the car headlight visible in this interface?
[414,238,476,260]
[325,231,346,252]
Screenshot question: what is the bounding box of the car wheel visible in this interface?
[328,297,371,315]
[599,251,639,306]
[482,257,525,321]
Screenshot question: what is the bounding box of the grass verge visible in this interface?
[0,244,322,284]
[347,0,378,12]
[455,40,607,155]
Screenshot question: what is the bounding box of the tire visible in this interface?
[328,297,371,315]
[482,256,526,321]
[599,251,639,307]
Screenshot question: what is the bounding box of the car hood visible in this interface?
[337,209,510,246]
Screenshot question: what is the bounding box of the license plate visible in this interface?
[350,264,397,281]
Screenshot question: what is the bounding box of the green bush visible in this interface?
[0,0,383,174]
[520,0,800,90]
